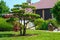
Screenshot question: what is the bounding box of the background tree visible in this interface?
[51,1,60,23]
[0,0,9,14]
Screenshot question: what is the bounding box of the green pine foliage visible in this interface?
[0,0,9,14]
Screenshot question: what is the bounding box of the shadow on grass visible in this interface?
[0,34,15,38]
[0,33,38,38]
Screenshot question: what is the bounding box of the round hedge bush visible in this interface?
[0,18,13,31]
[34,18,49,30]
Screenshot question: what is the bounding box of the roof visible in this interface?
[31,0,57,9]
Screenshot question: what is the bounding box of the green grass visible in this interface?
[0,30,60,40]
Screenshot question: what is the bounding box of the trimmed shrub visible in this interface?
[0,18,13,31]
[34,18,47,30]
[34,18,60,30]
[46,18,60,28]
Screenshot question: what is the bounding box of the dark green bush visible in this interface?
[0,14,2,17]
[40,22,48,30]
[0,18,13,31]
[6,17,15,22]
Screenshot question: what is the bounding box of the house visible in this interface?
[31,0,57,20]
[1,12,13,18]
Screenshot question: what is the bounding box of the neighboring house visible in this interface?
[20,20,35,30]
[31,0,57,20]
[2,13,13,18]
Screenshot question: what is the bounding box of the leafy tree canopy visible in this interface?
[51,1,60,23]
[0,0,9,14]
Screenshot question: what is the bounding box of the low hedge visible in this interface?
[34,18,59,30]
[0,18,13,31]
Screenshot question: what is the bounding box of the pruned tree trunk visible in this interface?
[19,18,23,36]
[20,26,22,35]
[20,26,22,36]
[23,18,26,36]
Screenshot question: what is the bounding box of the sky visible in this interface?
[4,0,40,9]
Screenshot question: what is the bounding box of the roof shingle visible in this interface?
[31,0,57,9]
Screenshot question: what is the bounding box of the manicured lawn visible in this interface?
[0,30,60,40]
